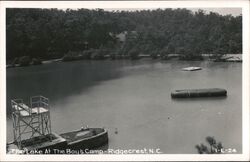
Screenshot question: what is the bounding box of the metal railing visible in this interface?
[11,99,32,115]
[30,96,49,114]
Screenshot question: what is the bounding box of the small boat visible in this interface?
[171,88,227,98]
[182,67,202,71]
[60,127,108,151]
[7,128,108,154]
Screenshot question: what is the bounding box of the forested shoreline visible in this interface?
[6,8,242,66]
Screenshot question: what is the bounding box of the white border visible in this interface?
[0,1,249,161]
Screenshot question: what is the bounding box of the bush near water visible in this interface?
[7,8,242,63]
[9,56,42,67]
[18,56,31,66]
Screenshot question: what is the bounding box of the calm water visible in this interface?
[6,60,242,154]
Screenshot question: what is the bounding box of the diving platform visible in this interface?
[8,95,109,154]
[11,96,52,149]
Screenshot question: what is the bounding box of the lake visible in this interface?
[6,60,242,154]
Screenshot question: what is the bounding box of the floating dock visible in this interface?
[171,88,227,98]
[182,67,202,71]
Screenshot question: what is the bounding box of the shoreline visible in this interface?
[6,53,242,69]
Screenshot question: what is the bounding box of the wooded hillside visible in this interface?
[6,8,242,61]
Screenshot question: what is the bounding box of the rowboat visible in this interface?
[60,127,108,151]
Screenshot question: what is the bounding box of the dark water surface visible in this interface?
[6,60,242,153]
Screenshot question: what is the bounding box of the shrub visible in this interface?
[179,54,203,61]
[11,57,19,66]
[128,48,139,60]
[19,56,31,66]
[31,58,42,65]
[62,54,74,61]
[150,50,159,59]
[159,51,169,60]
[91,50,105,60]
[62,51,92,61]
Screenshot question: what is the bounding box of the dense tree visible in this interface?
[6,8,242,62]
